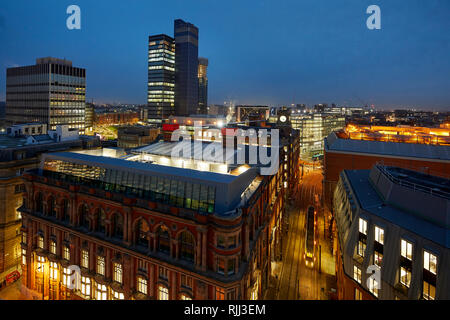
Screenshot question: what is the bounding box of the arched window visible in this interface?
[157,225,170,254]
[136,219,149,247]
[179,231,195,262]
[79,204,90,229]
[47,196,56,217]
[35,192,43,213]
[97,209,106,234]
[62,199,70,223]
[112,213,124,240]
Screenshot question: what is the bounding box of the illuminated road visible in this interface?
[274,169,336,300]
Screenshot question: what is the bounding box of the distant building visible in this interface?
[147,34,175,124]
[85,103,94,134]
[94,111,140,126]
[117,126,160,149]
[6,57,86,133]
[0,124,99,290]
[197,57,208,114]
[174,19,199,116]
[236,106,270,125]
[334,164,450,300]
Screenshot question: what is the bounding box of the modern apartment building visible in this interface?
[6,57,86,133]
[147,35,176,124]
[333,164,450,300]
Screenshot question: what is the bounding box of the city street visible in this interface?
[270,168,336,300]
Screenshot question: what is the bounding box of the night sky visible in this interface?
[0,0,449,110]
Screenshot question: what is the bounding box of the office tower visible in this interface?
[174,19,199,116]
[147,35,175,124]
[197,57,208,114]
[84,102,94,134]
[6,57,86,133]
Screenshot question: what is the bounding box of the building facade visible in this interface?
[198,57,208,115]
[147,35,176,124]
[174,19,199,116]
[117,126,160,149]
[19,138,289,300]
[6,57,86,133]
[333,164,450,300]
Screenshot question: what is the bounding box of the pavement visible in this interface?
[264,169,337,300]
[0,279,30,300]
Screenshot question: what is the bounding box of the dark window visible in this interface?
[112,213,124,240]
[79,204,89,229]
[35,192,44,213]
[62,199,70,223]
[136,219,149,247]
[179,231,195,262]
[157,226,170,254]
[97,209,106,234]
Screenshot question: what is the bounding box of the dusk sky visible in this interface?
[0,0,449,110]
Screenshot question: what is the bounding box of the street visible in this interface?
[270,168,336,300]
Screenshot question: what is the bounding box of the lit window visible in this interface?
[423,251,437,275]
[38,235,44,249]
[22,249,26,265]
[358,218,367,235]
[355,288,362,300]
[112,290,124,300]
[81,276,91,297]
[374,226,384,245]
[37,255,45,273]
[180,294,192,300]
[81,249,89,268]
[50,240,56,254]
[62,267,71,287]
[22,231,27,245]
[353,265,362,284]
[374,251,383,267]
[137,277,147,295]
[401,239,413,260]
[49,261,58,280]
[113,263,122,284]
[63,246,70,261]
[400,267,411,287]
[215,287,225,300]
[423,281,435,300]
[357,241,366,257]
[97,256,105,276]
[96,283,107,300]
[158,285,169,300]
[368,277,379,297]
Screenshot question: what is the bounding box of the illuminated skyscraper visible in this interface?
[174,19,199,116]
[197,57,208,114]
[6,57,86,133]
[147,34,175,124]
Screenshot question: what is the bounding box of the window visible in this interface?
[159,267,168,280]
[158,285,169,300]
[62,267,71,287]
[180,294,192,300]
[400,266,411,287]
[228,258,236,275]
[368,277,379,297]
[50,261,58,280]
[81,249,89,268]
[179,231,195,262]
[96,283,107,300]
[355,288,362,300]
[22,249,27,265]
[374,251,383,267]
[357,241,366,257]
[359,218,367,235]
[63,246,70,261]
[228,236,237,248]
[112,290,124,300]
[136,219,149,247]
[79,204,89,228]
[81,276,91,297]
[353,265,361,284]
[97,209,106,234]
[113,263,123,284]
[217,258,225,275]
[137,277,147,295]
[181,274,192,289]
[374,226,384,245]
[112,213,123,239]
[22,231,27,245]
[227,290,236,300]
[217,235,226,248]
[157,225,170,254]
[97,256,105,276]
[37,255,45,273]
[215,287,225,300]
[423,281,435,300]
[423,251,437,275]
[38,235,44,249]
[401,239,413,260]
[50,240,56,254]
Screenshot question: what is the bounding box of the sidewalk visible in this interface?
[0,280,30,300]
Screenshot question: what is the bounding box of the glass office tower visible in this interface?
[174,19,199,116]
[147,34,176,124]
[6,57,86,133]
[198,57,208,114]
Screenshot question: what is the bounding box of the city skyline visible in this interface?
[1,0,450,110]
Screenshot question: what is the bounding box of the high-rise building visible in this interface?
[197,57,208,114]
[174,19,199,116]
[147,35,176,124]
[6,57,86,133]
